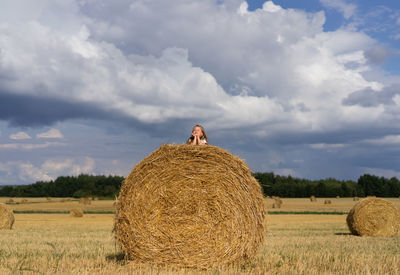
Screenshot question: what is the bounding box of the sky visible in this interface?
[1,0,400,185]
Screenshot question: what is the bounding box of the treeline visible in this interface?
[0,174,124,198]
[0,173,399,198]
[253,173,400,198]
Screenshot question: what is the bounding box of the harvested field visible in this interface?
[0,212,399,274]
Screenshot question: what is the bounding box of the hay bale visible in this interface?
[0,203,15,229]
[79,197,91,205]
[310,196,317,202]
[46,197,52,201]
[353,197,359,201]
[347,197,400,237]
[70,208,83,217]
[272,197,282,208]
[274,198,283,205]
[324,199,332,204]
[21,199,28,203]
[114,144,267,268]
[5,199,14,204]
[272,202,281,209]
[336,196,340,199]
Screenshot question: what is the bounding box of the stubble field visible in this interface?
[0,197,399,274]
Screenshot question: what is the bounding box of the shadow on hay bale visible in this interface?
[114,144,267,269]
[346,197,400,237]
[0,203,15,230]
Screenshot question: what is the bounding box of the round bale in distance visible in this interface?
[70,208,83,217]
[0,203,15,229]
[114,144,267,268]
[347,197,400,237]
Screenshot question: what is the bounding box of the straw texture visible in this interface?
[0,203,15,230]
[347,197,400,237]
[115,144,267,268]
[70,208,83,217]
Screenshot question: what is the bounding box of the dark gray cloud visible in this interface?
[364,46,393,65]
[0,91,112,127]
[342,85,400,107]
[0,89,198,142]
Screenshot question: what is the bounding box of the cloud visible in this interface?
[310,143,346,150]
[309,143,346,153]
[1,0,400,185]
[320,0,357,19]
[0,0,386,136]
[0,161,53,183]
[41,157,95,176]
[0,91,115,127]
[9,131,32,140]
[36,128,63,139]
[363,135,400,145]
[262,1,282,13]
[0,157,95,184]
[0,142,65,150]
[343,84,400,107]
[364,46,393,65]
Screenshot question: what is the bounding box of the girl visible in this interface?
[186,125,208,145]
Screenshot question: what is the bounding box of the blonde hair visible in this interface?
[186,125,208,144]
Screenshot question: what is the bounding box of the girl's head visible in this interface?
[191,125,208,141]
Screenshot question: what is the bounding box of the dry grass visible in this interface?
[0,196,399,274]
[2,197,399,214]
[0,213,398,274]
[0,197,114,213]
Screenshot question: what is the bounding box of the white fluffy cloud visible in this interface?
[36,128,64,139]
[0,157,95,183]
[41,157,95,175]
[0,142,65,150]
[0,0,393,135]
[10,131,31,140]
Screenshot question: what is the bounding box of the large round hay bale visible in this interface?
[0,203,15,229]
[346,197,400,237]
[114,144,267,268]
